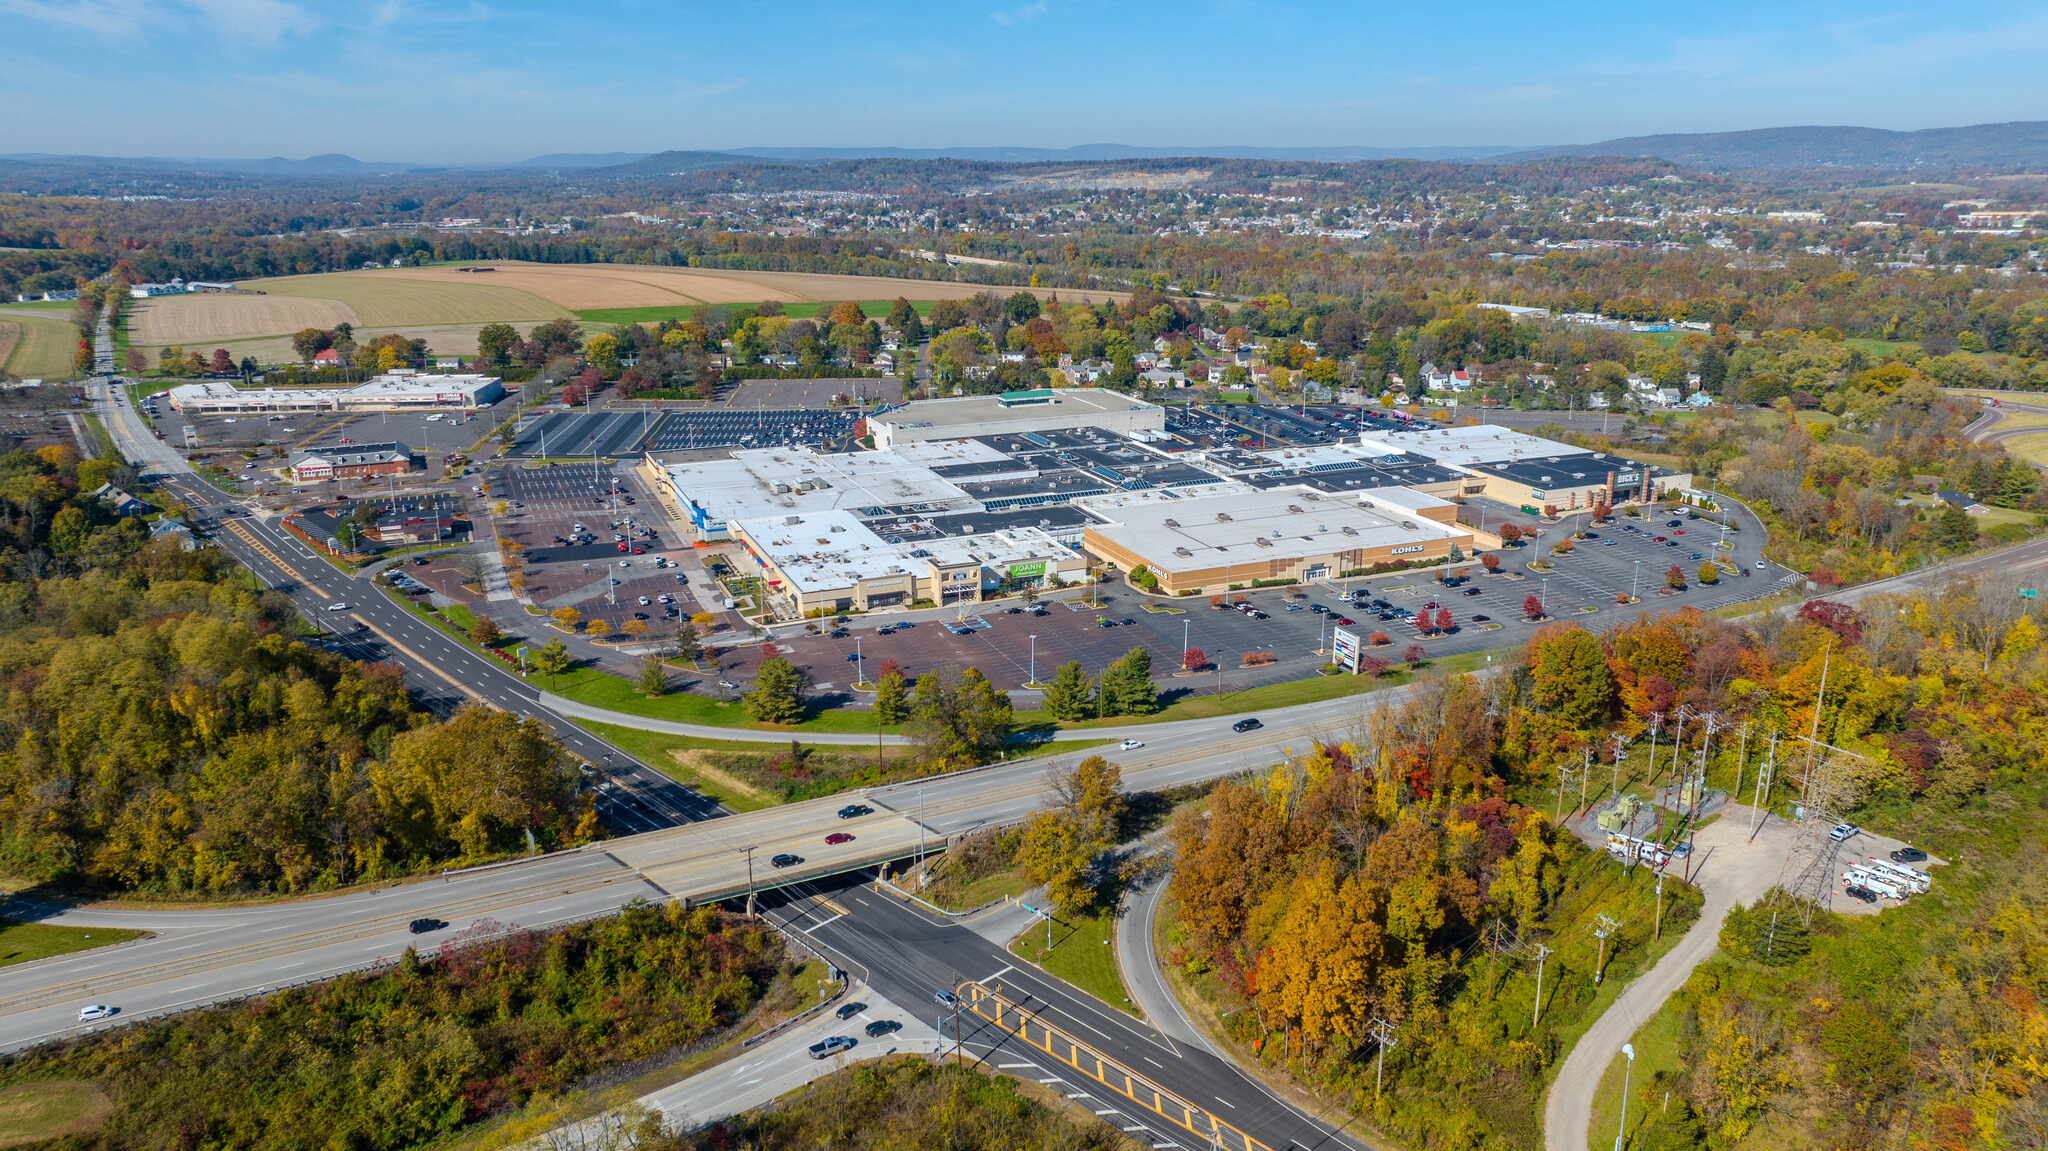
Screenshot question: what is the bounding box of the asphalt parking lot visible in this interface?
[727,379,900,407]
[488,461,717,638]
[700,498,1796,703]
[141,399,499,457]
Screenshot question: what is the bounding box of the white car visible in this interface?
[1118,739,1144,750]
[326,602,351,612]
[78,1004,115,1022]
[1754,560,1767,569]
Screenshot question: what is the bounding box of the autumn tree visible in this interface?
[872,671,908,726]
[1435,607,1454,633]
[907,667,1012,768]
[1181,647,1206,670]
[674,620,703,664]
[1698,562,1720,585]
[469,616,501,645]
[1498,522,1523,544]
[1526,625,1614,729]
[550,606,582,632]
[1254,866,1388,1052]
[382,706,577,858]
[1481,552,1501,572]
[1666,564,1687,590]
[1523,593,1546,620]
[1403,643,1428,665]
[1369,630,1391,646]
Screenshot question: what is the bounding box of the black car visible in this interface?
[1007,607,1024,614]
[835,1001,867,1020]
[864,1019,902,1038]
[1118,618,1135,626]
[1232,718,1262,733]
[837,804,873,819]
[1033,609,1049,617]
[1462,588,1482,597]
[408,918,446,934]
[808,1036,856,1059]
[1097,619,1117,628]
[1843,884,1879,904]
[770,853,802,868]
[1890,847,1928,863]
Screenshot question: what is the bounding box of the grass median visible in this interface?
[0,918,144,968]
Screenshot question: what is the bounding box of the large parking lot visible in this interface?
[487,461,719,636]
[138,396,500,458]
[507,408,865,457]
[696,498,1798,705]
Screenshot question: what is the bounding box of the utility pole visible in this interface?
[1748,733,1778,841]
[1653,873,1665,940]
[1592,914,1619,983]
[1484,919,1508,1000]
[740,845,757,919]
[1367,1017,1399,1099]
[1531,944,1553,1026]
[917,788,927,886]
[1579,745,1593,813]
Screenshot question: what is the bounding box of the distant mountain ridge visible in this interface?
[713,143,1527,163]
[1506,121,2048,169]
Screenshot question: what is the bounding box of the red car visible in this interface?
[616,542,628,551]
[631,547,644,555]
[1333,616,1354,626]
[825,832,854,845]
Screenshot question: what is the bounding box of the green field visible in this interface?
[0,918,144,968]
[1010,896,1137,1015]
[0,314,78,378]
[574,299,934,325]
[0,1080,112,1146]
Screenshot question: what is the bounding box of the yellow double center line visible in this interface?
[222,519,328,599]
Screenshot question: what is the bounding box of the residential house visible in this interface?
[1448,369,1478,392]
[1419,363,1451,391]
[1654,387,1682,406]
[1936,489,1990,515]
[93,483,148,517]
[148,518,203,550]
[999,350,1027,364]
[313,349,340,366]
[1206,364,1228,384]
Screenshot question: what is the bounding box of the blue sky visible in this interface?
[2,0,2045,163]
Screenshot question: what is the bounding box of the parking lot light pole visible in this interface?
[1631,559,1641,602]
[1540,577,1550,615]
[1027,634,1039,688]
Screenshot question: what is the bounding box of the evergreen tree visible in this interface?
[1040,659,1095,721]
[744,656,808,724]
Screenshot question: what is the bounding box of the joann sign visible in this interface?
[1008,561,1046,579]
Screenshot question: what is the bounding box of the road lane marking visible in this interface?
[982,964,1014,984]
[353,616,490,705]
[800,914,844,933]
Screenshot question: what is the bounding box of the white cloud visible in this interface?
[988,2,1044,27]
[2,0,315,44]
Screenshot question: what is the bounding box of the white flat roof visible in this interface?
[1078,484,1468,571]
[879,439,1015,467]
[1355,425,1593,469]
[666,446,972,525]
[733,508,1068,592]
[345,373,500,399]
[875,388,1158,430]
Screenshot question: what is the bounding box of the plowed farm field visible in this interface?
[129,293,359,348]
[255,272,570,327]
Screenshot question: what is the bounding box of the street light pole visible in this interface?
[1631,559,1641,602]
[1614,1044,1635,1151]
[1540,577,1550,615]
[1028,634,1038,688]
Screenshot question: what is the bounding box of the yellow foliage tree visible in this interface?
[1255,866,1388,1049]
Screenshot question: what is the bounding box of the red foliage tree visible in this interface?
[1368,630,1391,646]
[1523,593,1545,619]
[1182,647,1206,670]
[1665,564,1686,590]
[209,348,234,375]
[1809,568,1842,588]
[760,642,778,657]
[1498,523,1523,544]
[1795,599,1864,645]
[1481,552,1501,572]
[1402,643,1428,664]
[876,658,902,681]
[1435,607,1454,632]
[1416,613,1434,635]
[1357,655,1391,677]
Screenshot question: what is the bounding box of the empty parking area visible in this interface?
[512,410,664,458]
[727,379,900,407]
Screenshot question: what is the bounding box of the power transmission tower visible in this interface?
[1591,913,1620,983]
[1367,1016,1399,1099]
[1555,761,1585,825]
[1775,735,1868,926]
[1606,731,1633,804]
[1531,944,1553,1026]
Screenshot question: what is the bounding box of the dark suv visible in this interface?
[1232,718,1263,733]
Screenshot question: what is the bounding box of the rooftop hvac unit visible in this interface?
[783,515,801,525]
[1163,518,1180,527]
[829,524,845,532]
[1342,525,1358,535]
[1402,521,1418,529]
[1287,504,1304,513]
[1359,500,1376,508]
[1254,537,1272,548]
[1541,475,1553,482]
[1174,546,1193,557]
[1216,512,1233,521]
